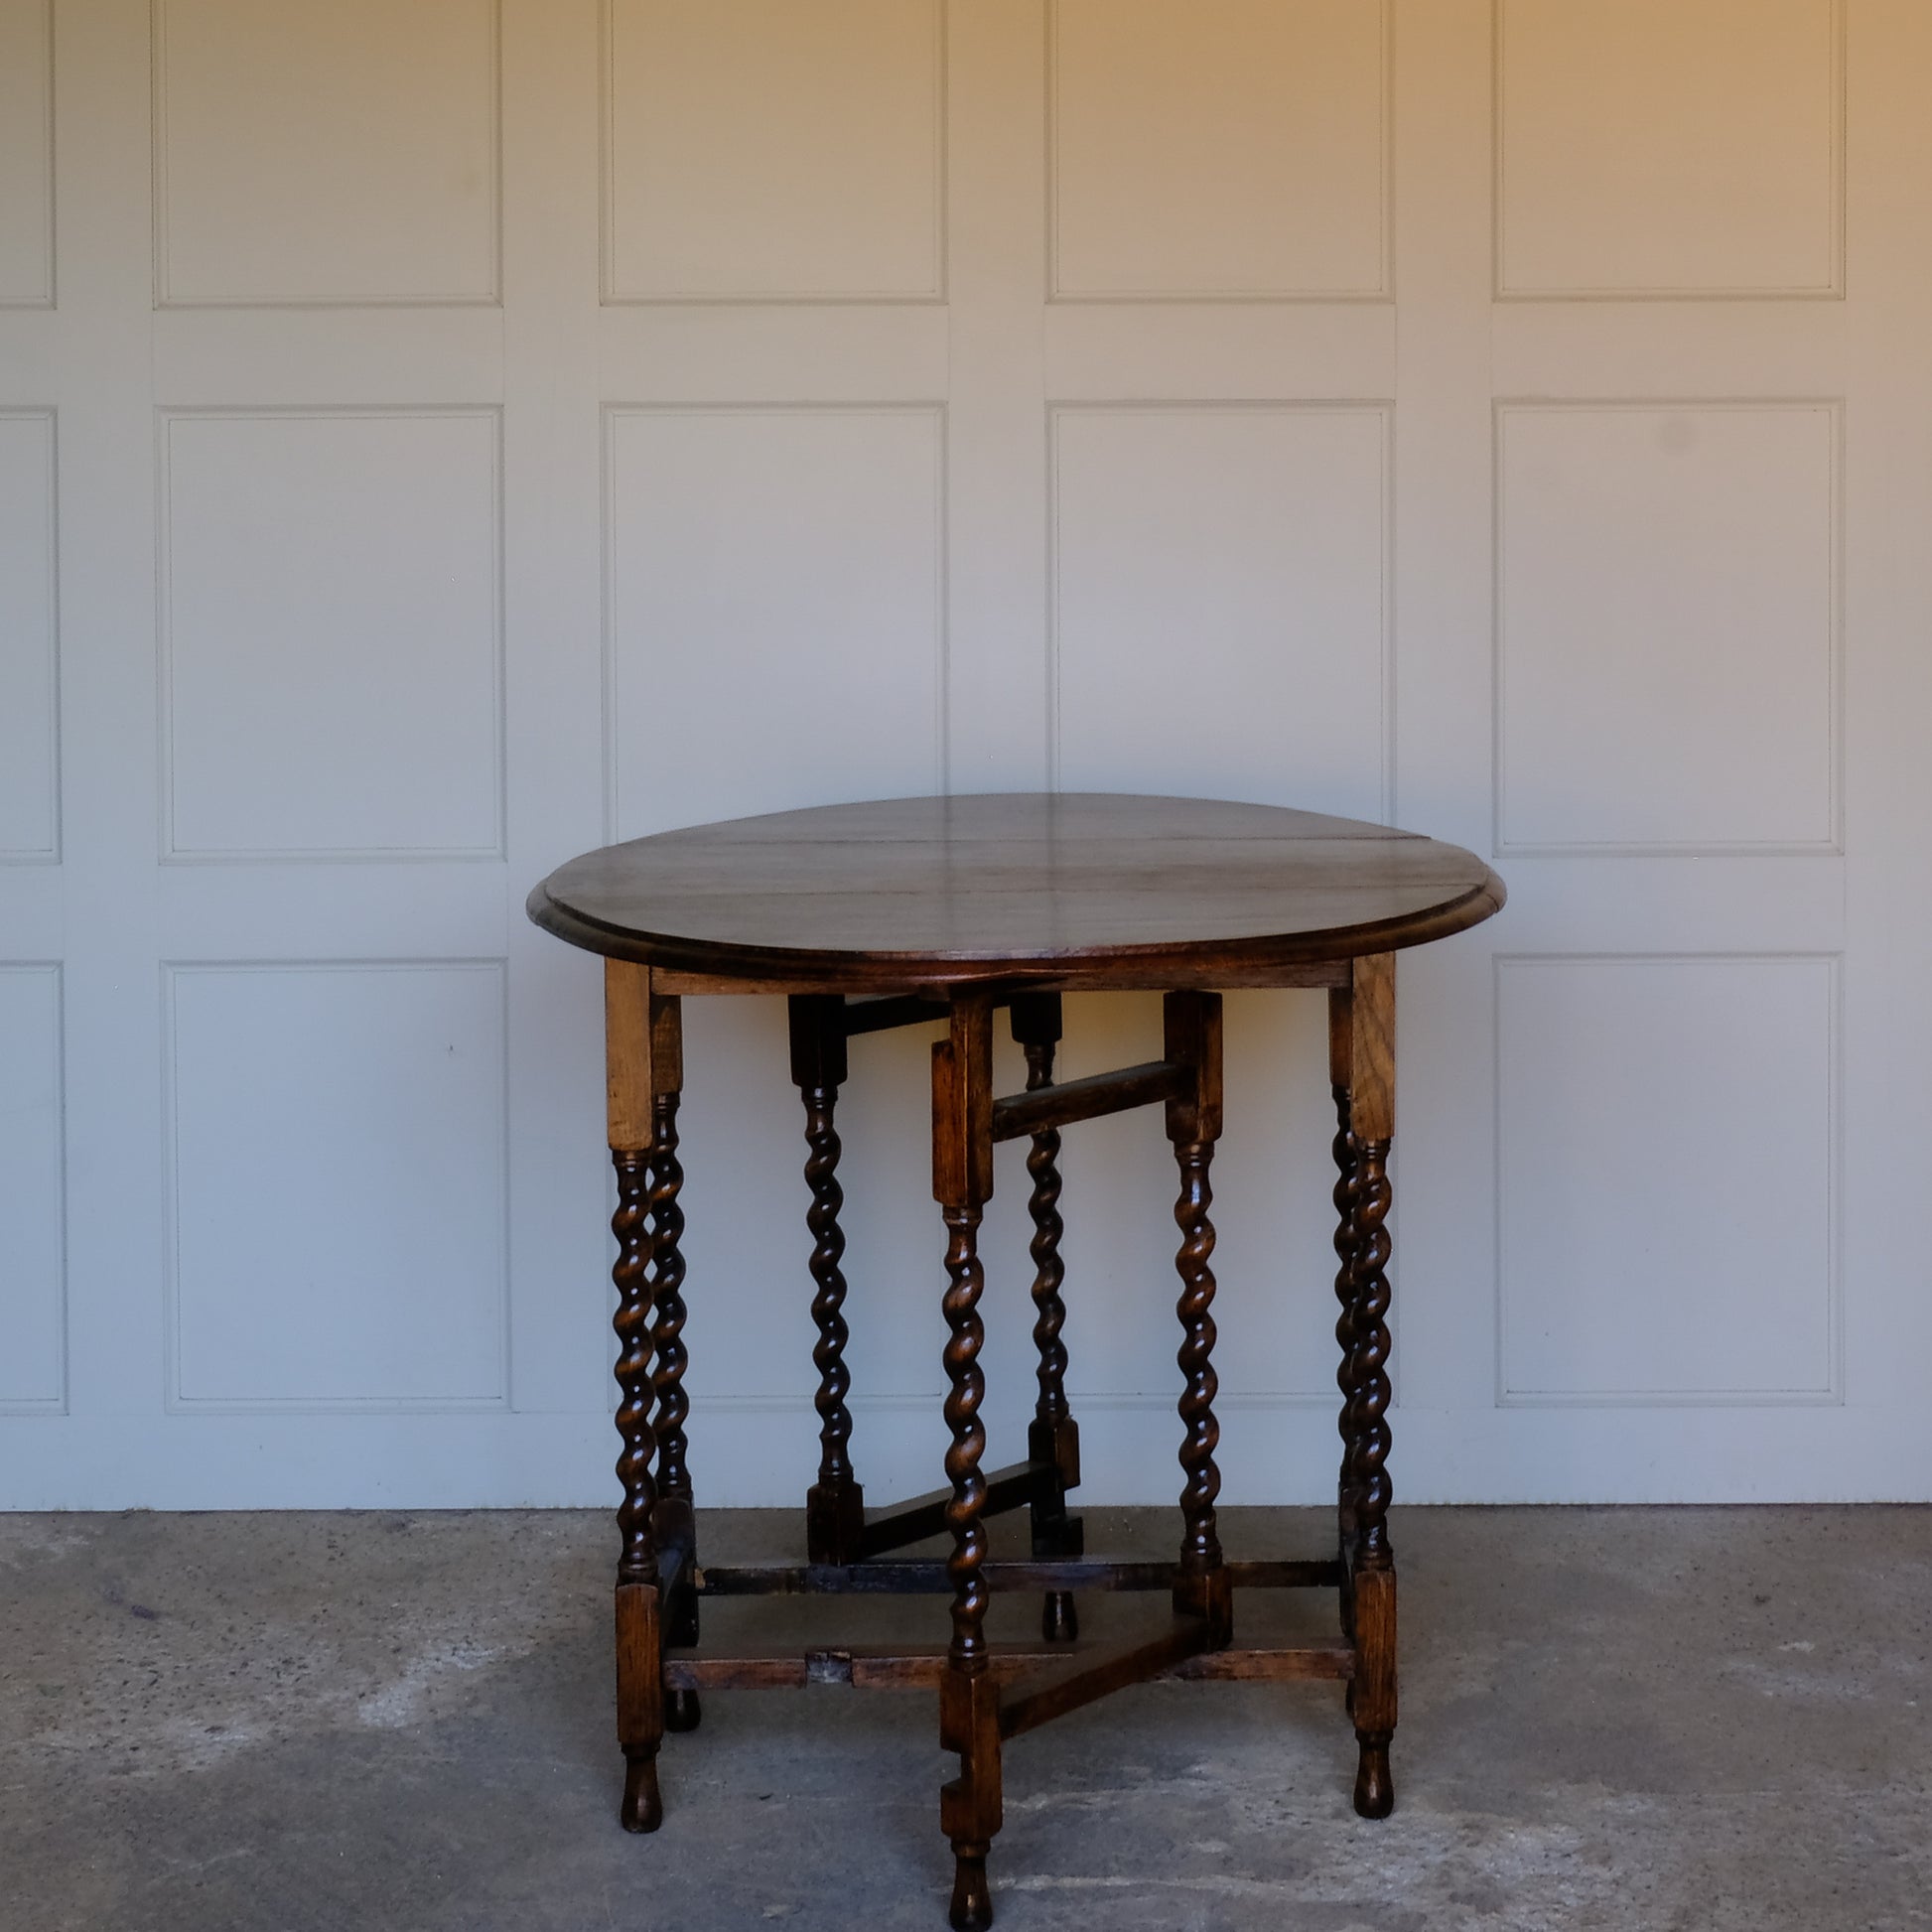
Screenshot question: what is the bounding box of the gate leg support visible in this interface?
[606,962,681,1828]
[1012,993,1081,1643]
[934,998,1003,1927]
[646,1077,700,1734]
[1333,955,1398,1816]
[1165,992,1233,1647]
[1328,1026,1364,1647]
[790,997,867,1565]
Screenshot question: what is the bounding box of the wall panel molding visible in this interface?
[1494,0,1844,302]
[1048,400,1393,822]
[1047,0,1391,304]
[601,0,947,305]
[163,959,511,1415]
[153,0,502,308]
[1494,398,1842,857]
[0,408,59,862]
[0,0,55,308]
[1494,952,1841,1408]
[601,402,949,839]
[0,961,66,1414]
[157,405,505,863]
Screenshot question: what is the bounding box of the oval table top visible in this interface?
[529,794,1504,994]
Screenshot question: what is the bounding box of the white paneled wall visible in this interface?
[606,405,946,830]
[2,0,1930,1507]
[1051,403,1389,815]
[1495,0,1842,299]
[1048,0,1389,300]
[0,966,64,1411]
[153,0,500,306]
[604,0,945,303]
[164,961,510,1409]
[0,0,54,308]
[1494,402,1840,855]
[1496,955,1839,1405]
[0,410,58,856]
[160,409,504,858]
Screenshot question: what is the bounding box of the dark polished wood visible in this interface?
[1164,992,1232,1649]
[647,1094,691,1508]
[646,1094,701,1734]
[1350,1563,1398,1817]
[614,1581,662,1832]
[1000,1616,1218,1740]
[1330,955,1401,1812]
[690,1555,1342,1596]
[932,997,1003,1926]
[607,973,691,1816]
[856,1458,1044,1559]
[653,958,1350,998]
[1329,1077,1364,1650]
[529,792,1504,992]
[1349,1140,1395,1572]
[534,798,1506,1925]
[1012,993,1080,1646]
[662,1638,1354,1693]
[940,1666,1001,1930]
[789,996,866,1565]
[610,1145,657,1595]
[990,1058,1187,1141]
[934,998,996,1674]
[840,991,952,1035]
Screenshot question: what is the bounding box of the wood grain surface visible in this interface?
[530,793,1504,990]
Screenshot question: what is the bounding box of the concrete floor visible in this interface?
[3,1505,1929,1932]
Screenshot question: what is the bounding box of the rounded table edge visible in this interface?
[524,873,1506,994]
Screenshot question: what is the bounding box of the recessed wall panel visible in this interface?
[1050,0,1388,300]
[161,410,502,860]
[167,962,508,1409]
[605,0,944,302]
[0,0,53,305]
[607,406,944,835]
[1497,403,1838,854]
[0,965,64,1410]
[1497,0,1841,298]
[1052,404,1388,819]
[1497,955,1837,1403]
[155,0,499,305]
[0,412,57,859]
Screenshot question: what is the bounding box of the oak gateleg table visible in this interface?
[527,792,1505,1928]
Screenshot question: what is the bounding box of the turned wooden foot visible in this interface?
[614,1573,667,1833]
[1353,1730,1394,1818]
[1347,1559,1398,1819]
[948,1851,993,1930]
[663,1688,701,1732]
[940,1668,1003,1932]
[621,1750,663,1833]
[1040,1590,1077,1643]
